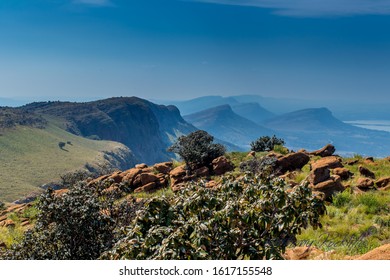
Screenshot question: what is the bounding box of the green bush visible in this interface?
[101,174,325,260]
[0,201,5,211]
[251,135,285,152]
[332,190,353,208]
[168,130,226,171]
[5,183,116,260]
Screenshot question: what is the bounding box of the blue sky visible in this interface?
[1,0,390,104]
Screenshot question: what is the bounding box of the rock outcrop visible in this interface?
[359,166,376,179]
[276,152,310,174]
[310,144,336,157]
[212,156,234,175]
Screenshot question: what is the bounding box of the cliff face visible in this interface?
[24,97,197,164]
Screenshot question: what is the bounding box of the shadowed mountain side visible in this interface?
[184,104,275,149]
[231,102,275,123]
[23,97,196,164]
[262,108,390,157]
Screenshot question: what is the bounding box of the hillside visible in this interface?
[184,104,275,149]
[0,120,135,203]
[23,97,197,164]
[231,102,275,123]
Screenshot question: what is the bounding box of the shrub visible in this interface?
[5,183,116,260]
[58,141,66,149]
[168,130,226,171]
[251,135,285,152]
[239,156,278,176]
[0,201,5,211]
[101,174,325,260]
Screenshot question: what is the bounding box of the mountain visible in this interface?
[262,107,390,157]
[184,104,275,149]
[159,96,240,115]
[23,97,197,164]
[231,102,275,123]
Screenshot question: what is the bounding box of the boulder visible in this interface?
[356,177,375,190]
[311,175,345,200]
[107,171,124,184]
[345,159,359,166]
[364,157,375,163]
[358,166,375,179]
[309,165,330,185]
[153,162,173,174]
[247,151,256,158]
[194,166,210,177]
[87,174,110,186]
[332,168,353,180]
[135,163,148,169]
[276,152,310,174]
[376,177,390,189]
[309,144,336,157]
[212,156,234,175]
[355,244,390,260]
[311,156,343,170]
[122,168,142,185]
[133,173,159,187]
[169,165,192,190]
[134,182,157,193]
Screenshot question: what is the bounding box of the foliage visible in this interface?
[101,174,325,260]
[60,169,92,188]
[4,183,116,260]
[250,135,285,152]
[0,201,4,211]
[58,141,66,149]
[168,130,226,171]
[239,156,278,176]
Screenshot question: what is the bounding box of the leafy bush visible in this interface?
[0,201,5,211]
[239,156,278,176]
[5,183,116,260]
[101,174,325,260]
[168,130,226,171]
[251,135,285,152]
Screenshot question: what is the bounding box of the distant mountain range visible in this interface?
[184,105,274,148]
[165,95,390,157]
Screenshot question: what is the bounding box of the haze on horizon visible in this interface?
[1,0,390,105]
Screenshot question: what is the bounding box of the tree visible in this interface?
[58,141,66,150]
[168,130,226,171]
[251,135,285,152]
[7,183,116,260]
[101,173,325,260]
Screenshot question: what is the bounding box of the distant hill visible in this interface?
[23,97,197,164]
[184,104,275,149]
[262,107,390,157]
[231,102,275,123]
[160,96,240,115]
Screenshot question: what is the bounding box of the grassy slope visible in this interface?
[0,122,124,203]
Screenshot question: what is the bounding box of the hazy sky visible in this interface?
[1,0,390,104]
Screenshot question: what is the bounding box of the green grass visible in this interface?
[131,187,174,199]
[296,189,390,258]
[0,121,126,202]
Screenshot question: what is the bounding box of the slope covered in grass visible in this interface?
[0,122,134,203]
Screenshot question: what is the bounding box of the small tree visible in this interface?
[168,130,226,171]
[0,201,5,211]
[251,135,285,152]
[58,141,66,150]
